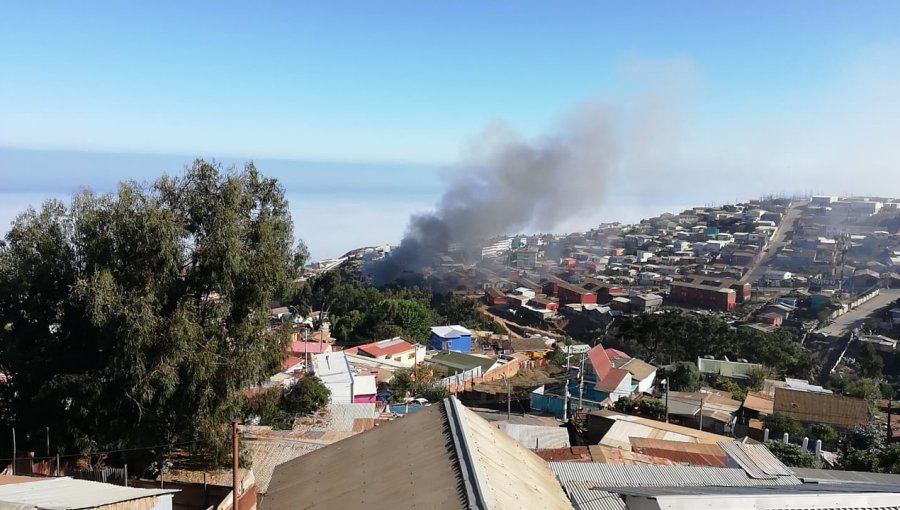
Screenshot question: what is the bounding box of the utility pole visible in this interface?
[232,420,240,510]
[888,392,894,445]
[562,351,571,422]
[46,426,50,458]
[319,308,328,355]
[502,375,511,420]
[578,352,586,410]
[698,396,704,431]
[11,428,16,476]
[663,379,669,423]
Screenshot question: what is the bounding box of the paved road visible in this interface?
[815,288,900,338]
[814,288,900,384]
[741,201,808,284]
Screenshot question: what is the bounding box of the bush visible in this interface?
[242,388,282,422]
[713,377,746,402]
[764,412,804,439]
[282,376,330,416]
[638,398,666,420]
[667,361,700,392]
[810,423,839,446]
[764,441,821,468]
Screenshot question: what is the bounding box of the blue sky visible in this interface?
[2,1,900,258]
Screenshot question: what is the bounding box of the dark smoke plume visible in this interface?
[370,103,621,284]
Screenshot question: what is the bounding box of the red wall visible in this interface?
[670,285,735,311]
[558,286,597,305]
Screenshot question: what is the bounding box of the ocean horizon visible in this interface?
[1,147,728,260]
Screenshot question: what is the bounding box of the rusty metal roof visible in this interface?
[549,463,801,488]
[718,442,793,479]
[742,391,775,414]
[629,438,727,468]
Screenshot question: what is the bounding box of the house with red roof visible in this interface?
[573,344,637,404]
[289,341,333,357]
[353,337,424,367]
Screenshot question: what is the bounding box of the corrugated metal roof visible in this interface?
[791,468,900,485]
[245,439,323,494]
[263,404,467,510]
[588,410,732,448]
[587,446,675,466]
[718,441,792,479]
[629,438,727,467]
[326,402,377,432]
[496,423,570,449]
[563,482,626,510]
[598,421,696,450]
[617,358,656,382]
[448,397,574,510]
[742,391,775,414]
[537,447,595,463]
[609,484,900,509]
[774,387,868,428]
[263,397,575,510]
[0,477,176,509]
[548,463,801,488]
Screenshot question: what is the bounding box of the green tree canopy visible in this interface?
[613,311,818,379]
[857,343,884,379]
[764,441,821,468]
[666,361,700,392]
[764,412,804,439]
[281,376,330,416]
[362,299,433,343]
[0,160,300,463]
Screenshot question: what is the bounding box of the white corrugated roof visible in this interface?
[496,423,570,450]
[0,477,176,509]
[431,325,471,338]
[312,352,352,382]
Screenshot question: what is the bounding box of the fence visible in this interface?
[3,455,127,485]
[825,287,881,321]
[435,366,482,388]
[435,357,528,393]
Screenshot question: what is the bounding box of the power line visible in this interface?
[0,440,196,463]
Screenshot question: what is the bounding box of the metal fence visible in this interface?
[435,366,483,388]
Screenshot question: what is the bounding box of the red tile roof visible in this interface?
[605,348,631,362]
[282,356,303,371]
[588,344,613,380]
[357,337,416,358]
[289,341,330,355]
[595,367,630,392]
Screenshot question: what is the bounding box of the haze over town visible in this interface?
[4,3,900,510]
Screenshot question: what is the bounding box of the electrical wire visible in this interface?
[0,440,196,462]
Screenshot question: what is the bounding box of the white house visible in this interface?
[312,352,353,403]
[765,270,793,281]
[596,368,633,404]
[614,358,657,394]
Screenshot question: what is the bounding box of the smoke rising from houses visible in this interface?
[369,103,626,283]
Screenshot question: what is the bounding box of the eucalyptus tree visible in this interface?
[0,160,300,463]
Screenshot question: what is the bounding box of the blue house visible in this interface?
[429,325,472,352]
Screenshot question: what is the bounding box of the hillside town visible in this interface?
[8,194,900,509]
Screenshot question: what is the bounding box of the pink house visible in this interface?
[353,374,378,403]
[289,341,332,357]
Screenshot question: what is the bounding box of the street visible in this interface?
[815,288,900,338]
[740,200,808,284]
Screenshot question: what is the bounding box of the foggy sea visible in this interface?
[0,148,701,260]
[0,189,694,261]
